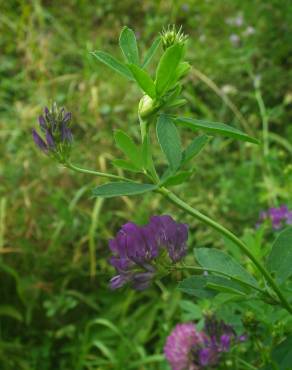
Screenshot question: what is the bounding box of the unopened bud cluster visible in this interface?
[32,103,73,163]
[161,25,188,50]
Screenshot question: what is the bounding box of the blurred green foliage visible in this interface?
[0,0,291,369]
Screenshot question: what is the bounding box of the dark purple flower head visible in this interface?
[109,215,188,290]
[165,317,246,369]
[32,103,73,162]
[257,205,291,230]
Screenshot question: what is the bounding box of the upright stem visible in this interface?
[139,114,148,142]
[160,187,292,314]
[255,83,269,158]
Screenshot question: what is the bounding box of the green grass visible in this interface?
[0,0,291,369]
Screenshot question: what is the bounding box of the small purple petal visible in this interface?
[199,347,212,366]
[132,272,155,290]
[44,107,50,115]
[110,275,127,289]
[220,334,231,352]
[32,129,48,153]
[238,334,247,342]
[38,115,46,130]
[61,123,73,142]
[45,130,55,148]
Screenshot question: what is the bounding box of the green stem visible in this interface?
[139,115,160,183]
[255,84,269,158]
[139,114,148,142]
[160,187,292,314]
[65,162,134,182]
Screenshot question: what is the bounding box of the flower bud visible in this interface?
[32,103,73,163]
[138,95,158,119]
[160,25,188,50]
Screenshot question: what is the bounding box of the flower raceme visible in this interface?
[32,103,73,162]
[164,317,246,370]
[108,215,188,290]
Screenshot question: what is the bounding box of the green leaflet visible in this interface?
[142,36,161,68]
[92,182,157,198]
[267,227,292,284]
[195,248,259,288]
[178,275,249,299]
[175,117,260,144]
[112,159,141,173]
[182,135,209,164]
[128,64,156,99]
[91,51,133,80]
[162,171,192,187]
[119,26,139,65]
[114,130,143,168]
[155,44,184,97]
[156,114,182,172]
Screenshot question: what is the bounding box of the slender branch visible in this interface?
[160,187,292,314]
[65,162,134,182]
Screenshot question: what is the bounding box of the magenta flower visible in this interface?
[164,317,246,369]
[108,215,188,290]
[164,323,205,370]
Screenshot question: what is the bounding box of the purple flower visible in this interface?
[32,103,73,161]
[197,317,246,367]
[164,317,246,369]
[164,323,205,370]
[257,205,292,230]
[108,215,188,290]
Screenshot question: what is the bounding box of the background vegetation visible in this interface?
[0,0,291,369]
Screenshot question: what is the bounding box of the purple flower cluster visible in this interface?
[109,215,188,290]
[257,205,292,230]
[164,318,246,370]
[32,103,72,161]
